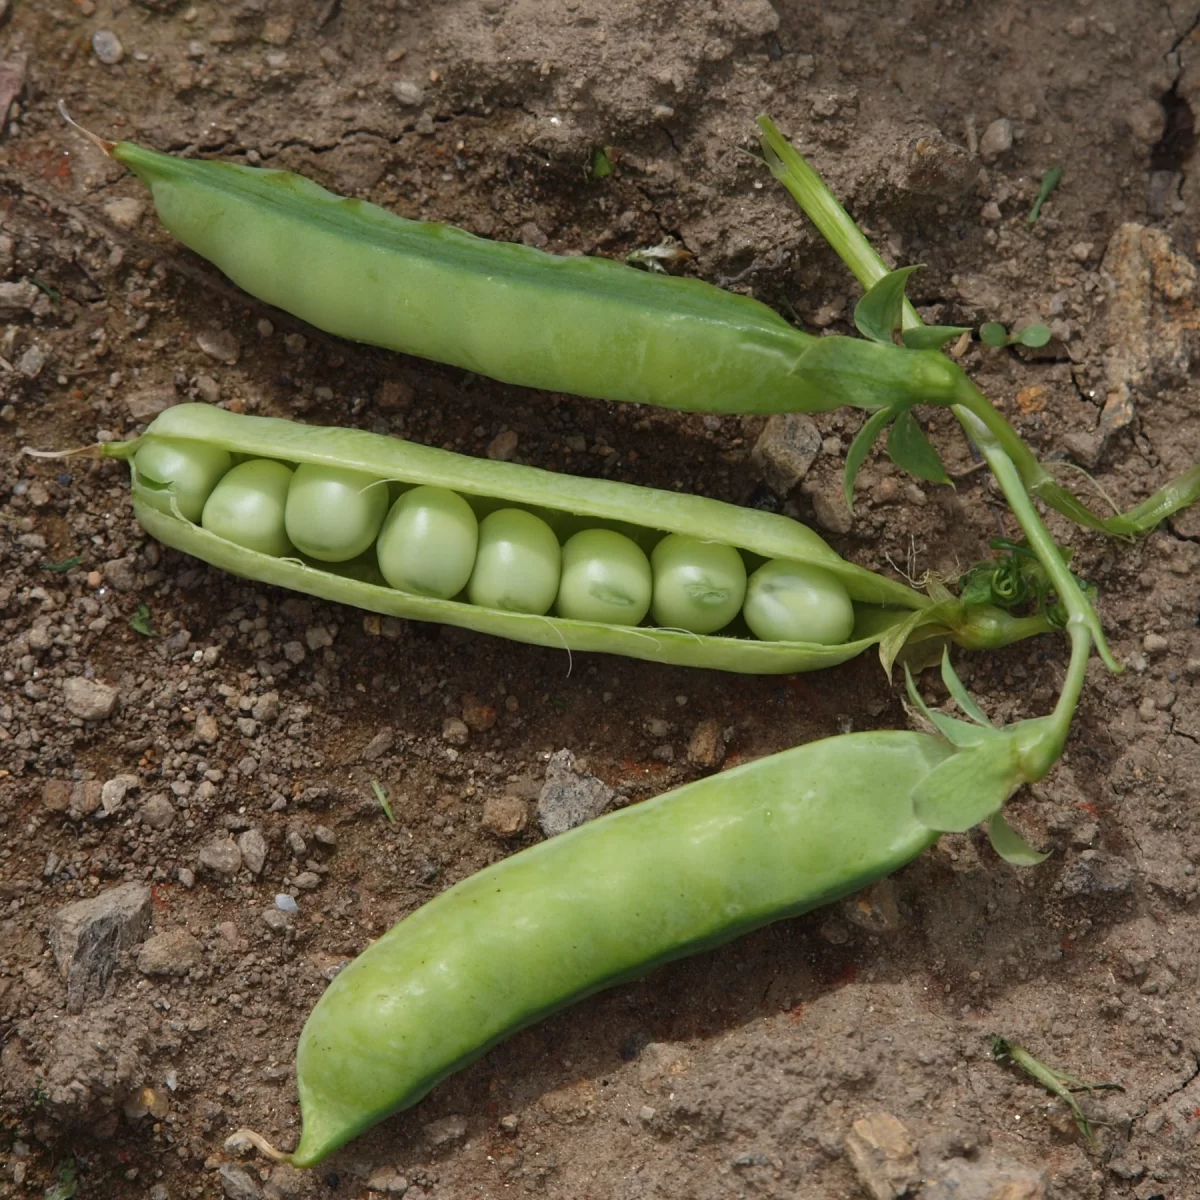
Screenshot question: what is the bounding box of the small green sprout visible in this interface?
[979,321,1052,349]
[45,1163,78,1200]
[39,554,82,573]
[991,1035,1123,1147]
[128,603,157,637]
[371,779,396,825]
[1028,167,1063,228]
[590,146,614,179]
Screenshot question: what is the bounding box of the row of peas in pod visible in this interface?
[132,437,856,645]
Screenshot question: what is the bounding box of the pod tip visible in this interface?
[57,99,116,156]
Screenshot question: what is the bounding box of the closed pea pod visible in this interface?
[96,405,1051,673]
[231,727,951,1166]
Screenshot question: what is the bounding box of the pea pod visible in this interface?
[232,727,951,1167]
[99,404,1046,674]
[69,113,956,418]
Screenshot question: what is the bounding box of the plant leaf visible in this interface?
[901,661,994,748]
[979,322,1009,347]
[901,325,971,350]
[1027,167,1062,228]
[1015,323,1052,348]
[886,410,952,485]
[939,649,994,727]
[854,265,921,344]
[844,404,901,509]
[987,811,1051,865]
[910,738,1020,831]
[371,780,397,825]
[129,603,157,637]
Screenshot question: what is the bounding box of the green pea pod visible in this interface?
[231,727,950,1166]
[84,122,949,417]
[99,404,1043,674]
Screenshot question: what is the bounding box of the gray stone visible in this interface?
[103,556,138,592]
[978,118,1013,163]
[810,487,853,535]
[237,829,268,875]
[137,928,202,976]
[101,776,137,815]
[49,883,153,1012]
[922,1160,1048,1200]
[365,1168,409,1194]
[313,824,337,848]
[1059,850,1133,897]
[686,719,725,770]
[17,344,46,379]
[537,749,615,837]
[103,197,145,230]
[63,677,119,720]
[292,871,320,890]
[91,29,124,64]
[751,413,821,496]
[0,280,38,315]
[138,794,176,831]
[194,712,220,745]
[391,79,425,106]
[261,908,291,933]
[198,836,242,877]
[845,1111,920,1200]
[362,728,394,760]
[424,1114,467,1146]
[219,1163,262,1200]
[125,386,176,421]
[196,328,240,365]
[442,717,469,746]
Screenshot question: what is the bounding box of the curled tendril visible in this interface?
[958,537,1094,630]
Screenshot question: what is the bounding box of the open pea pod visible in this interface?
[97,404,1042,674]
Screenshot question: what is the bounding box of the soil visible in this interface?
[3,0,1200,1197]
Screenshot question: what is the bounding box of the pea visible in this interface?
[200,458,294,557]
[556,529,652,626]
[467,508,560,614]
[133,437,232,523]
[284,463,388,563]
[743,559,856,645]
[650,534,747,634]
[376,485,479,599]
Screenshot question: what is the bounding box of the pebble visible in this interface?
[362,728,394,760]
[17,344,46,378]
[194,374,221,404]
[63,676,120,720]
[261,14,294,44]
[92,29,124,64]
[313,824,337,848]
[237,828,268,875]
[844,1111,920,1200]
[442,717,470,746]
[219,1163,262,1200]
[194,712,220,745]
[103,197,145,230]
[424,1114,467,1147]
[923,1161,1049,1200]
[261,908,291,933]
[286,829,307,856]
[810,488,853,535]
[461,693,498,731]
[275,893,299,912]
[365,1168,409,1194]
[305,625,333,651]
[139,793,177,830]
[391,79,426,106]
[177,867,195,888]
[125,385,177,420]
[482,795,529,838]
[686,719,726,770]
[1059,850,1132,897]
[0,280,38,314]
[101,776,136,815]
[196,329,240,365]
[980,200,1002,223]
[751,413,822,496]
[50,883,153,1013]
[978,118,1013,163]
[1143,632,1169,656]
[292,871,321,890]
[198,836,243,877]
[486,430,519,461]
[537,749,615,837]
[137,928,203,976]
[1126,98,1166,147]
[103,555,138,592]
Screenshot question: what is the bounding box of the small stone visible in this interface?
[292,871,321,890]
[92,29,124,64]
[177,867,195,888]
[362,728,394,760]
[101,776,136,815]
[0,280,38,315]
[1059,850,1132,897]
[313,824,337,848]
[194,374,221,404]
[17,344,46,378]
[139,794,177,830]
[980,200,1002,223]
[922,1161,1048,1200]
[499,1114,520,1135]
[1127,98,1166,147]
[486,430,519,461]
[63,676,119,720]
[103,555,138,592]
[198,835,243,877]
[50,883,153,1013]
[365,1168,409,1194]
[219,1163,262,1200]
[125,386,177,421]
[1065,15,1087,36]
[844,1112,920,1200]
[251,691,279,721]
[261,908,291,933]
[442,717,470,746]
[283,640,307,665]
[537,748,615,837]
[461,693,498,731]
[196,328,240,365]
[261,14,294,44]
[391,79,425,106]
[275,892,299,912]
[237,828,268,875]
[194,712,220,745]
[810,488,853,535]
[978,118,1013,163]
[103,197,145,230]
[1143,632,1169,656]
[482,795,529,838]
[686,719,725,770]
[751,413,821,496]
[424,1114,467,1147]
[42,780,72,812]
[137,928,202,976]
[305,625,333,651]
